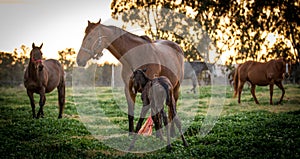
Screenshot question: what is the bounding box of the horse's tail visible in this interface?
[233,66,239,98]
[158,79,171,106]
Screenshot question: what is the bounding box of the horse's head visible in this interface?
[207,63,217,77]
[30,43,44,71]
[132,68,149,93]
[284,59,292,79]
[77,19,107,66]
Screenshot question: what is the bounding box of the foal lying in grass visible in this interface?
[129,69,188,151]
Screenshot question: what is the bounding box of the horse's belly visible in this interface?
[256,83,270,86]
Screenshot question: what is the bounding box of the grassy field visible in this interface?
[0,84,299,158]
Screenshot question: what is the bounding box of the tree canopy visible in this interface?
[111,0,299,64]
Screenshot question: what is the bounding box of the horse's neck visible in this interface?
[28,62,42,82]
[103,26,149,60]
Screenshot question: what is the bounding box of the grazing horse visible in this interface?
[24,43,65,118]
[129,69,188,151]
[233,58,291,105]
[184,61,216,93]
[76,19,184,134]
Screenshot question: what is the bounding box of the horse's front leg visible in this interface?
[27,90,36,118]
[275,81,285,104]
[269,84,274,105]
[125,86,136,135]
[37,87,46,118]
[135,104,150,133]
[250,84,259,104]
[128,104,150,151]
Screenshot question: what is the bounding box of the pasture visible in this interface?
[0,84,300,158]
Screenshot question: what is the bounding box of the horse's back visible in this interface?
[43,59,64,92]
[153,40,184,84]
[150,76,173,106]
[239,60,284,85]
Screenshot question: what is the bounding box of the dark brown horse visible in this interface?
[128,69,188,151]
[233,58,291,105]
[76,19,184,134]
[24,43,65,118]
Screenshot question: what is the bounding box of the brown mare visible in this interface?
[128,69,188,151]
[24,43,65,118]
[76,19,184,134]
[233,58,291,105]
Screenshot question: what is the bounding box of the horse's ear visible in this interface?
[88,20,91,25]
[32,43,36,48]
[98,19,101,24]
[39,43,43,49]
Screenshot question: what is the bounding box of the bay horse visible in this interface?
[128,69,188,151]
[24,43,65,118]
[76,19,184,134]
[233,58,291,105]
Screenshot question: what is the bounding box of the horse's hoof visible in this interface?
[183,141,189,147]
[128,145,134,151]
[166,145,172,152]
[128,132,134,136]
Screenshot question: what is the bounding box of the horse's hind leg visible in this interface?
[170,83,180,137]
[250,84,259,104]
[27,90,36,118]
[275,82,285,104]
[161,109,171,152]
[237,80,245,104]
[171,105,188,147]
[57,82,65,119]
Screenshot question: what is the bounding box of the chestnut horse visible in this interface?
[233,58,291,105]
[76,19,184,134]
[129,69,188,151]
[24,43,65,118]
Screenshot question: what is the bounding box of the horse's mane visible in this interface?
[140,35,152,42]
[104,25,152,43]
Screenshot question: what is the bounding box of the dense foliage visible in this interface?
[111,0,299,63]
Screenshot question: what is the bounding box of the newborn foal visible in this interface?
[129,69,188,151]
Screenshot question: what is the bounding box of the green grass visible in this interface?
[0,84,300,158]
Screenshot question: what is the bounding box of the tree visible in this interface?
[58,48,76,71]
[0,45,29,86]
[111,0,299,64]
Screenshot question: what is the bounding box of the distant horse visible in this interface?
[76,19,184,134]
[129,69,188,151]
[24,43,65,118]
[289,62,300,84]
[233,58,291,105]
[184,61,215,93]
[183,62,197,93]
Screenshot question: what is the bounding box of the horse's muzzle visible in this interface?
[76,59,87,67]
[38,64,44,71]
[284,73,289,79]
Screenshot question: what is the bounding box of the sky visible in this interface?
[0,0,119,63]
[0,0,279,65]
